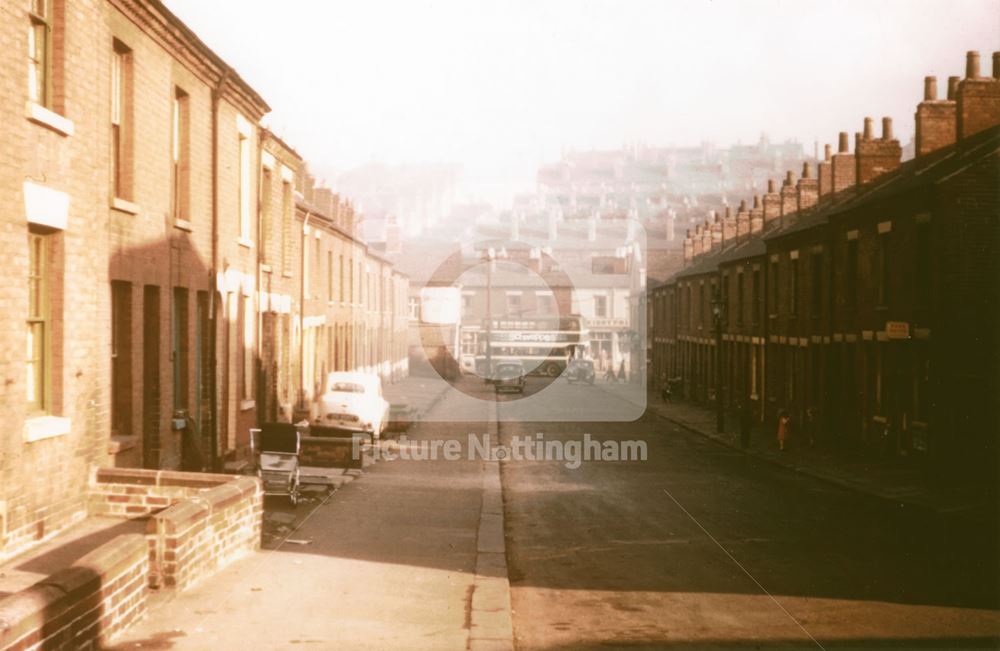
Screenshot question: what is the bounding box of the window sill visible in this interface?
[24,415,71,442]
[261,263,272,274]
[283,271,293,279]
[173,218,193,232]
[111,197,140,215]
[108,435,137,455]
[26,102,74,136]
[237,236,254,249]
[240,399,256,411]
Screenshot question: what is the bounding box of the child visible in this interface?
[777,409,790,451]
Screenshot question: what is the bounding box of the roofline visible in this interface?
[113,0,270,118]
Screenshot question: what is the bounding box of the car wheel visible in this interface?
[545,363,560,377]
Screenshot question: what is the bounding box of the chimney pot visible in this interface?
[855,132,862,150]
[947,76,960,100]
[994,51,1000,79]
[802,161,812,179]
[838,132,849,153]
[725,206,731,220]
[784,170,794,186]
[863,117,874,140]
[753,195,760,209]
[967,50,980,79]
[713,210,722,223]
[882,116,893,140]
[739,199,746,211]
[924,76,938,101]
[767,179,776,193]
[824,144,832,161]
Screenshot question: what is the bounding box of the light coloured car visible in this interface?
[315,372,390,441]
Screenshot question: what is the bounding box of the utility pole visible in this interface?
[485,247,494,381]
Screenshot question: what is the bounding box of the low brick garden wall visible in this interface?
[146,476,262,590]
[89,467,244,518]
[0,468,262,650]
[300,435,365,469]
[0,533,147,650]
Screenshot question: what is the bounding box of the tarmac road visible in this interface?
[498,378,1000,650]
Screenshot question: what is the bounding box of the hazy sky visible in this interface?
[165,0,998,205]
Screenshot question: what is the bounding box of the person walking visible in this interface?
[618,360,628,383]
[777,409,790,452]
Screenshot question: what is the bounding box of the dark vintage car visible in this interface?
[494,361,527,394]
[564,358,595,385]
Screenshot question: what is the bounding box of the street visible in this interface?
[112,376,1000,650]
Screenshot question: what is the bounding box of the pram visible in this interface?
[250,423,302,505]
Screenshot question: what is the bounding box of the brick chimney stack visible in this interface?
[831,131,856,193]
[692,224,703,258]
[736,199,750,242]
[762,178,781,224]
[948,75,960,99]
[683,229,693,266]
[915,75,957,157]
[818,144,833,196]
[722,205,737,244]
[797,162,819,213]
[710,211,723,250]
[750,195,764,234]
[956,50,1000,140]
[779,170,798,220]
[855,116,902,185]
[701,219,713,254]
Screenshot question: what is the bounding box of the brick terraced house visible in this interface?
[0,0,408,564]
[650,51,999,480]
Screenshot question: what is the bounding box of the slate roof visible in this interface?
[660,124,1000,286]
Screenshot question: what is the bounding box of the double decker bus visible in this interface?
[466,315,589,378]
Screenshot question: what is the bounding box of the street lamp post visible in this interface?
[711,287,725,434]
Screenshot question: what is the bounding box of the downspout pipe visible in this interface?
[208,66,231,472]
[298,210,311,414]
[255,129,265,426]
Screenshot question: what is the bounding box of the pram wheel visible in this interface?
[289,471,300,506]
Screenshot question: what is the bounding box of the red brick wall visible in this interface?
[146,476,262,591]
[0,0,109,565]
[88,467,243,518]
[0,533,148,650]
[956,77,1000,139]
[105,6,218,471]
[915,101,957,156]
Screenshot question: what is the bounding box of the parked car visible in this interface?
[315,372,389,442]
[494,361,526,394]
[564,358,595,385]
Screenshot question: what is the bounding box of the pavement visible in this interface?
[107,375,514,651]
[382,372,452,422]
[597,381,998,524]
